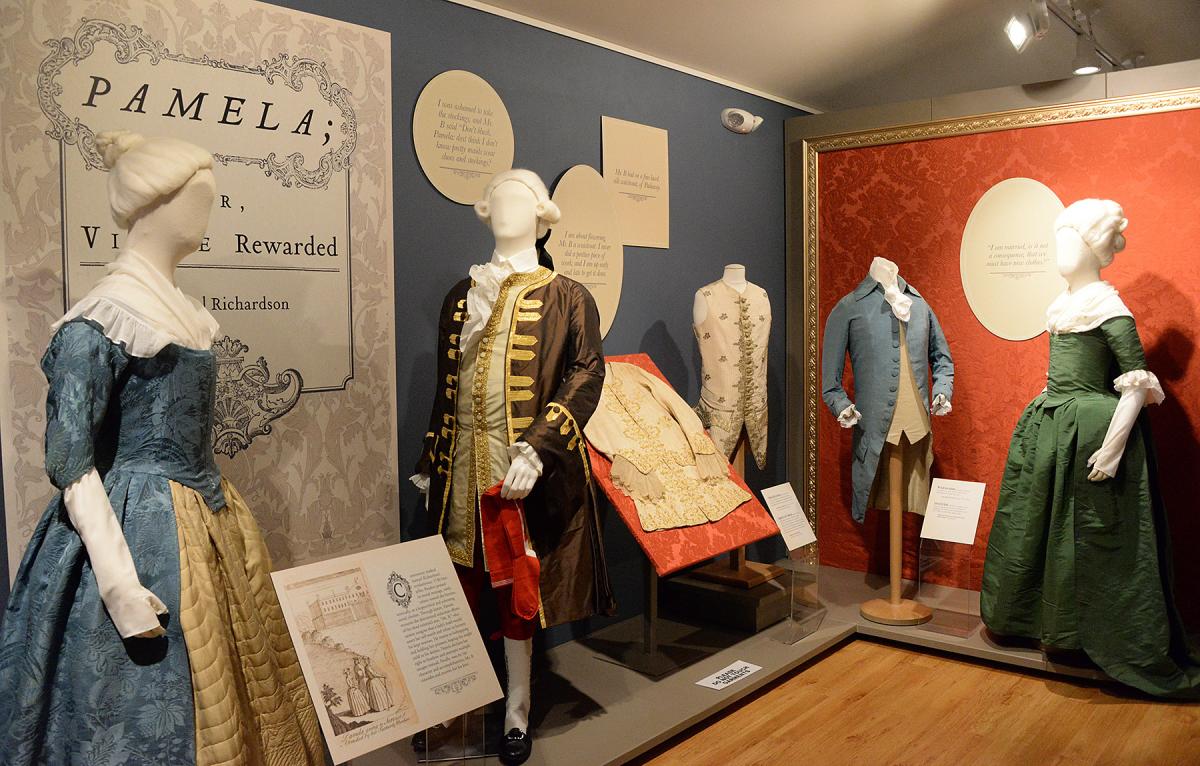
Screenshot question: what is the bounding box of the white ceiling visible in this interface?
[463,0,1200,112]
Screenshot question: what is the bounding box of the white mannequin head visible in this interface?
[97,131,215,273]
[1054,199,1128,289]
[474,169,560,253]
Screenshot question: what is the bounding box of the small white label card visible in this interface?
[695,660,763,691]
[919,479,987,545]
[760,482,817,552]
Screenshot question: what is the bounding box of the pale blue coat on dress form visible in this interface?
[820,275,954,522]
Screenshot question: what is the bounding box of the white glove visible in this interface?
[1087,387,1147,481]
[501,442,543,500]
[837,404,861,428]
[931,393,952,416]
[64,469,167,638]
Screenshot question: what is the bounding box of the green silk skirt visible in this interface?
[981,318,1200,698]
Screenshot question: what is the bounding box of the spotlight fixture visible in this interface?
[1005,16,1032,52]
[1072,33,1103,75]
[1005,0,1050,52]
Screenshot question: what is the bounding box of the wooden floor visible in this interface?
[635,638,1200,766]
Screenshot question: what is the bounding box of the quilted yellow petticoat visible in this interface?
[173,479,324,766]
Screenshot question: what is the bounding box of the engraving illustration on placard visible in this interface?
[412,70,515,204]
[547,164,624,337]
[281,567,417,744]
[960,177,1065,341]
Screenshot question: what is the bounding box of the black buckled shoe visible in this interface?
[498,728,532,765]
[410,730,427,753]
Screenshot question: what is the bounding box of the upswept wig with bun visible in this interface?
[1054,198,1129,267]
[473,169,561,238]
[94,131,214,229]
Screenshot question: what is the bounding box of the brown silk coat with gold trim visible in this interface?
[416,267,615,627]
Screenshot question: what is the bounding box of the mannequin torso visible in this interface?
[692,264,747,325]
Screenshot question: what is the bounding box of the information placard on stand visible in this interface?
[760,482,826,643]
[271,536,502,764]
[917,479,986,637]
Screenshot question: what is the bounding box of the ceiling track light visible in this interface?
[1072,32,1103,75]
[1048,0,1125,71]
[1006,0,1130,74]
[1006,0,1050,53]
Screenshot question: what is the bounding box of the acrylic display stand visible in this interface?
[413,708,491,763]
[916,538,980,638]
[778,537,826,645]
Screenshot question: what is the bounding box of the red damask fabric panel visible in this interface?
[589,353,779,576]
[817,108,1200,625]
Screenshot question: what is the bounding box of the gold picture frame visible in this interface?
[787,85,1200,535]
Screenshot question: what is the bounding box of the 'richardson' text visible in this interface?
[204,295,291,311]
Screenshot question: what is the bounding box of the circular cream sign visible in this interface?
[412,70,515,204]
[547,165,624,338]
[960,178,1065,341]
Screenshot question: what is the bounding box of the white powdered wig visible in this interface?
[95,131,213,229]
[474,168,561,238]
[1055,198,1129,267]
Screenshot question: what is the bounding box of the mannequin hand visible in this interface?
[1086,449,1117,482]
[104,583,168,639]
[501,453,540,500]
[837,405,861,429]
[931,393,952,416]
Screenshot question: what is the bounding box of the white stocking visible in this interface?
[503,637,533,733]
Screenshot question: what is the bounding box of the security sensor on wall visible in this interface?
[721,108,763,134]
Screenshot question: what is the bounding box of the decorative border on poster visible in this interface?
[38,17,357,189]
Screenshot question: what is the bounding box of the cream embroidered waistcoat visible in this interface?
[445,284,524,566]
[693,280,770,468]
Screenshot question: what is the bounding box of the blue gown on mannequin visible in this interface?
[0,318,322,765]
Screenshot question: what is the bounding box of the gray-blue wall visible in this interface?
[1,0,804,643]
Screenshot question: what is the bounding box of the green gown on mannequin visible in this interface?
[982,316,1200,698]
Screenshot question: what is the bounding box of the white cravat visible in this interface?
[869,256,912,323]
[461,247,539,351]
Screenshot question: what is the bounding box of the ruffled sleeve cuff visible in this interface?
[837,405,861,428]
[1113,369,1165,405]
[611,454,665,500]
[694,450,729,481]
[506,441,544,476]
[409,473,430,493]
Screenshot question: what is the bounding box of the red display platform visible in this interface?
[587,353,779,577]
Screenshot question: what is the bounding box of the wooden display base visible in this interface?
[690,557,788,589]
[662,572,791,634]
[859,597,933,626]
